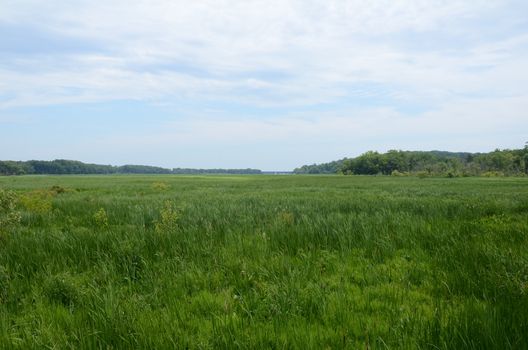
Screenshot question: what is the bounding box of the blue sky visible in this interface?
[1,1,527,170]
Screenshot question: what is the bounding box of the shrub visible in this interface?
[482,171,505,177]
[416,171,429,179]
[43,274,80,308]
[391,170,407,177]
[93,208,109,228]
[277,211,295,226]
[0,189,21,237]
[19,190,54,214]
[50,185,67,194]
[152,182,170,191]
[155,200,180,233]
[0,266,9,303]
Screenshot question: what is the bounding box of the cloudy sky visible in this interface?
[1,0,527,170]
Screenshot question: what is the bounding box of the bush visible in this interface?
[152,182,170,191]
[43,274,81,308]
[277,211,295,226]
[50,185,67,194]
[0,266,9,303]
[93,208,109,228]
[0,189,21,238]
[416,171,429,179]
[482,171,505,177]
[391,170,407,177]
[19,190,54,214]
[155,200,180,233]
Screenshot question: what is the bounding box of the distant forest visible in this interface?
[3,146,528,177]
[0,160,261,176]
[294,146,528,177]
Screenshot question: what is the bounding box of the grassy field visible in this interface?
[0,175,527,349]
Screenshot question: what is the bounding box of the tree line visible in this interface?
[294,146,528,177]
[0,159,262,176]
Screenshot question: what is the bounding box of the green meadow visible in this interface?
[1,175,527,349]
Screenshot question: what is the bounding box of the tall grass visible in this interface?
[0,175,527,349]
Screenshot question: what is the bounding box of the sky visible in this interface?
[1,0,527,171]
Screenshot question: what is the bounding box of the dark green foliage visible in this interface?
[0,161,27,175]
[0,266,9,304]
[293,158,346,174]
[0,160,262,176]
[43,274,81,307]
[50,185,67,194]
[294,146,528,176]
[0,175,527,348]
[0,190,21,238]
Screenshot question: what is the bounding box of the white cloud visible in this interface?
[1,0,523,108]
[0,0,527,168]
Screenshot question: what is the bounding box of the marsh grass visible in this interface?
[0,190,21,240]
[0,175,527,349]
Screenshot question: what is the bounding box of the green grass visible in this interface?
[0,175,527,349]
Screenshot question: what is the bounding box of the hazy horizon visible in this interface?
[1,1,527,171]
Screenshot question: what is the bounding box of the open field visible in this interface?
[1,175,527,349]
